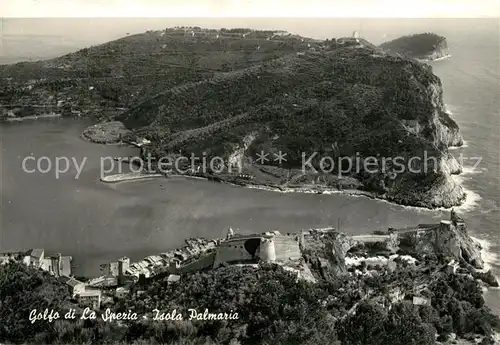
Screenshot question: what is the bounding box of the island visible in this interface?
[0,211,499,345]
[379,32,451,61]
[0,28,463,209]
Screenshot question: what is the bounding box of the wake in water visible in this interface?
[449,140,469,150]
[444,103,453,115]
[432,54,452,62]
[417,54,452,63]
[449,164,485,213]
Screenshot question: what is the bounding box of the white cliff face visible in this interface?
[440,152,462,175]
[386,77,466,208]
[227,132,257,170]
[426,82,464,148]
[398,80,464,149]
[431,112,464,147]
[426,173,466,208]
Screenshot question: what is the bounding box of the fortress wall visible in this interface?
[352,235,391,242]
[213,240,253,267]
[273,236,301,261]
[178,252,216,273]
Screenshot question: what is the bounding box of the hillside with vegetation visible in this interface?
[0,28,318,121]
[117,37,464,208]
[0,28,464,208]
[379,33,450,60]
[1,246,499,345]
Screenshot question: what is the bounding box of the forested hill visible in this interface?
[117,36,464,208]
[0,28,321,119]
[0,28,464,207]
[379,33,449,60]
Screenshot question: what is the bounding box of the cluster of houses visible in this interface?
[0,248,103,309]
[0,248,72,277]
[0,238,219,312]
[109,238,217,280]
[57,238,219,307]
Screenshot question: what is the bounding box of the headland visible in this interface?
[2,28,464,209]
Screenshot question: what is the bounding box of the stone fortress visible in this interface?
[212,228,303,267]
[115,208,482,285]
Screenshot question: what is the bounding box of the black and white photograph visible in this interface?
[0,1,499,344]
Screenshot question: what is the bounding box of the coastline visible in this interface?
[82,126,469,210]
[80,132,128,145]
[417,54,452,63]
[3,113,62,122]
[101,170,473,212]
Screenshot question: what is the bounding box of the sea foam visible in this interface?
[471,236,500,271]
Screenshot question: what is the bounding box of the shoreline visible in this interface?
[100,173,164,183]
[103,170,472,212]
[3,113,62,122]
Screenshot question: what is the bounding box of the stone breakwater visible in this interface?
[100,173,164,183]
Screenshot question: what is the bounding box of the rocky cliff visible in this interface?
[409,210,484,269]
[379,33,450,61]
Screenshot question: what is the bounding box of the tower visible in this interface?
[353,30,359,39]
[118,256,130,285]
[226,226,234,240]
[57,253,62,276]
[258,238,276,262]
[298,230,305,251]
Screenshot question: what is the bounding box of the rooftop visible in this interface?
[167,274,181,283]
[30,248,44,259]
[64,277,84,287]
[78,290,101,297]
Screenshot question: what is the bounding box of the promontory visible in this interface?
[379,32,450,61]
[0,28,464,208]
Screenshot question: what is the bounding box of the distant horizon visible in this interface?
[1,17,496,41]
[0,17,497,65]
[1,0,499,18]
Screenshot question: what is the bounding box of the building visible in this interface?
[28,249,44,268]
[115,287,130,298]
[53,254,72,277]
[0,255,10,265]
[87,276,118,288]
[60,276,86,297]
[109,262,119,276]
[118,257,130,274]
[447,260,459,274]
[40,254,72,277]
[167,274,181,286]
[77,290,102,309]
[413,296,431,306]
[169,260,180,273]
[213,231,301,268]
[0,252,20,265]
[118,257,130,284]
